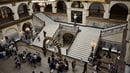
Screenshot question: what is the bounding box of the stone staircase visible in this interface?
[31,13,59,48]
[67,27,101,62]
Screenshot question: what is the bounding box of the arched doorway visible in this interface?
[18,3,29,18]
[89,2,104,17]
[110,3,128,20]
[71,11,82,23]
[22,22,32,40]
[43,37,62,56]
[44,4,52,12]
[0,6,14,24]
[71,1,84,8]
[32,3,40,12]
[56,1,66,13]
[63,33,74,46]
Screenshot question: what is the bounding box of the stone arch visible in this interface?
[43,37,62,56]
[71,1,84,8]
[89,2,104,17]
[44,4,52,12]
[4,28,19,40]
[56,1,67,13]
[22,22,33,40]
[18,3,29,18]
[22,22,32,31]
[110,3,128,20]
[0,6,14,24]
[62,33,74,46]
[32,3,40,12]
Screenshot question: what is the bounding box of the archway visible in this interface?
[71,1,84,8]
[63,33,74,46]
[44,4,52,12]
[22,22,32,40]
[71,11,82,23]
[5,28,19,41]
[110,3,128,20]
[89,2,104,17]
[56,1,66,13]
[32,3,40,12]
[43,37,62,56]
[18,3,29,18]
[0,6,14,24]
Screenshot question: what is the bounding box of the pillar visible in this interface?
[127,12,130,22]
[66,2,72,23]
[82,3,90,24]
[125,16,130,73]
[12,5,19,20]
[28,3,33,15]
[52,2,57,13]
[82,9,87,24]
[103,4,110,19]
[83,3,90,17]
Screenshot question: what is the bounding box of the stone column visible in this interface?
[127,12,130,22]
[83,2,90,17]
[82,3,90,25]
[66,2,72,23]
[28,3,33,15]
[103,4,110,19]
[52,2,57,13]
[82,9,87,24]
[12,6,19,20]
[125,16,130,73]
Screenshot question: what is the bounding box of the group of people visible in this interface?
[32,71,43,73]
[15,50,42,68]
[48,54,69,73]
[0,38,18,59]
[47,54,78,73]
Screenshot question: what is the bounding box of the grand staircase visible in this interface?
[31,13,59,48]
[67,27,101,62]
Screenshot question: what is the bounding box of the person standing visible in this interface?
[107,44,112,58]
[82,62,87,73]
[43,31,46,37]
[64,58,69,71]
[72,60,76,72]
[32,71,35,73]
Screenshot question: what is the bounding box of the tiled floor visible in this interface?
[0,41,97,73]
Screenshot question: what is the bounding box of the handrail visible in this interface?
[42,12,128,30]
[31,15,45,41]
[102,24,127,32]
[42,12,56,22]
[101,39,122,45]
[42,12,104,29]
[101,24,127,37]
[0,16,32,29]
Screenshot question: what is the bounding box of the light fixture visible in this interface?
[91,41,96,49]
[25,27,30,32]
